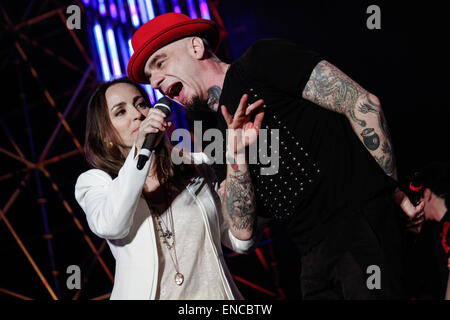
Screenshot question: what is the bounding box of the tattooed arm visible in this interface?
[302,60,397,179]
[220,94,265,240]
[302,60,426,219]
[223,160,256,240]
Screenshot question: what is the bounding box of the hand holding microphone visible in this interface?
[136,97,172,170]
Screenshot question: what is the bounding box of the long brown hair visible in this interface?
[85,77,204,195]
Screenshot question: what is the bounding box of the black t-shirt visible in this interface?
[213,39,397,253]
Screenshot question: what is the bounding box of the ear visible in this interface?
[186,37,206,60]
[423,188,432,202]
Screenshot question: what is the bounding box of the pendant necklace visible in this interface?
[148,188,184,286]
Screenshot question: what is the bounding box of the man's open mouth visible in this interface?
[166,82,183,99]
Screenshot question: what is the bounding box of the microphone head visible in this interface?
[153,96,172,117]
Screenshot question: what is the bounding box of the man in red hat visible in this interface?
[127,12,423,299]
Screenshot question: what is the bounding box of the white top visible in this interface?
[74,146,255,299]
[152,189,227,300]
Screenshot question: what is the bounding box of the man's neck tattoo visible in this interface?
[207,85,222,112]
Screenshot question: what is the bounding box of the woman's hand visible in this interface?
[221,94,265,156]
[135,108,172,152]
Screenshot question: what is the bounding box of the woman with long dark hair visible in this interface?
[75,77,264,299]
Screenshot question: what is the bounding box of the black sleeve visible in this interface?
[240,39,324,97]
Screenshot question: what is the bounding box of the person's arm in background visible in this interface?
[302,60,423,218]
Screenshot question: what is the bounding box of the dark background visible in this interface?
[0,0,449,300]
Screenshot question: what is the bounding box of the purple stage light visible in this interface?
[128,38,134,56]
[106,28,122,78]
[144,85,156,105]
[98,0,107,16]
[93,24,111,80]
[186,0,198,18]
[109,0,118,19]
[127,0,140,27]
[137,0,149,23]
[116,27,130,68]
[171,0,182,13]
[145,0,155,20]
[116,0,127,23]
[144,0,156,20]
[199,0,210,20]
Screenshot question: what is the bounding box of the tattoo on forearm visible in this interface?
[381,142,391,154]
[207,85,222,112]
[360,128,380,151]
[378,112,396,177]
[225,166,255,231]
[374,155,394,176]
[304,61,365,122]
[378,111,392,141]
[304,60,398,179]
[349,110,366,127]
[358,95,380,114]
[358,103,378,114]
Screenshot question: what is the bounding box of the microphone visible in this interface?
[136,97,172,170]
[408,171,424,206]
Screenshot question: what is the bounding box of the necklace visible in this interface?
[145,189,184,286]
[154,210,174,248]
[155,206,184,286]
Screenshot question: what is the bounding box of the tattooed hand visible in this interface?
[221,94,265,156]
[220,94,264,240]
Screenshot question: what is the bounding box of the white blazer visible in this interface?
[75,147,255,300]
